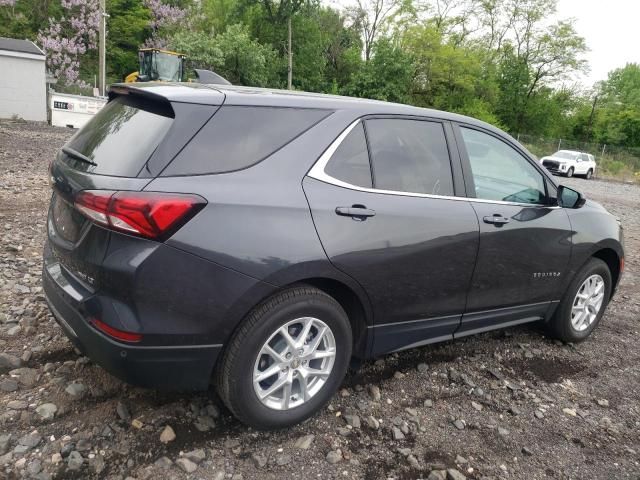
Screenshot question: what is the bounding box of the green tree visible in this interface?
[169,24,279,86]
[106,0,151,82]
[343,38,412,103]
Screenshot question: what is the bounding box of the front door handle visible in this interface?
[483,214,510,225]
[335,205,376,220]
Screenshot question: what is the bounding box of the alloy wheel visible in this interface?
[571,274,605,332]
[253,317,336,410]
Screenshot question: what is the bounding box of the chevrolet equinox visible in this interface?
[43,83,624,429]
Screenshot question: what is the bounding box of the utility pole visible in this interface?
[287,16,292,90]
[98,0,107,97]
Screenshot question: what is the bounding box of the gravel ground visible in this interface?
[0,120,639,480]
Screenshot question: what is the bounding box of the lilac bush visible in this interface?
[37,0,100,87]
[142,0,186,49]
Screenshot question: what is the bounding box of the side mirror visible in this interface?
[557,185,586,209]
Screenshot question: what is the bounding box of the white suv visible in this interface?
[540,150,596,179]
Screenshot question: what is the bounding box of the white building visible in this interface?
[0,37,47,122]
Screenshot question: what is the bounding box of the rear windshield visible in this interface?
[162,106,331,176]
[61,95,174,177]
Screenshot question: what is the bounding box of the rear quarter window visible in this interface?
[62,95,174,177]
[162,106,331,176]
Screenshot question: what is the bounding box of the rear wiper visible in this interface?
[62,146,97,166]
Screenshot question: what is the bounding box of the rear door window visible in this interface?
[162,106,331,176]
[62,96,174,177]
[324,123,372,188]
[365,118,454,196]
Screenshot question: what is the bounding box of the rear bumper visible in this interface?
[42,262,221,390]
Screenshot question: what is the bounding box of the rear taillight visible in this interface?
[75,190,206,240]
[90,318,142,343]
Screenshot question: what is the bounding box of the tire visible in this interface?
[547,258,611,343]
[586,169,593,179]
[215,286,352,429]
[566,167,574,178]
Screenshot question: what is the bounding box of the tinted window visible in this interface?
[64,96,174,177]
[164,106,330,176]
[365,119,453,195]
[460,127,546,205]
[324,123,372,188]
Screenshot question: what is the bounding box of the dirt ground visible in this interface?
[0,119,639,480]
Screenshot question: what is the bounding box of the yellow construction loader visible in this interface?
[125,48,230,85]
[125,48,185,83]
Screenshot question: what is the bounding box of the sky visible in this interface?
[557,0,640,86]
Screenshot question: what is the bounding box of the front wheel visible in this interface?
[566,167,574,178]
[547,258,611,343]
[215,286,352,429]
[586,169,593,179]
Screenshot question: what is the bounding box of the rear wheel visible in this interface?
[547,258,611,342]
[586,168,593,179]
[566,167,574,178]
[215,286,352,429]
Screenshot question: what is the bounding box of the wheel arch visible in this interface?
[592,247,622,298]
[283,277,372,359]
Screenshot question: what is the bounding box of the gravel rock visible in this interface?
[343,414,361,428]
[417,363,429,373]
[453,420,465,430]
[159,425,176,444]
[67,451,83,471]
[427,471,447,480]
[0,353,22,372]
[365,415,380,430]
[446,468,467,480]
[154,456,172,469]
[392,427,406,440]
[326,450,342,464]
[18,433,41,448]
[0,379,18,392]
[7,400,28,410]
[0,435,10,455]
[194,415,216,432]
[65,383,86,397]
[10,368,38,387]
[251,453,267,468]
[116,401,131,421]
[294,434,315,449]
[368,385,381,401]
[35,403,57,420]
[176,457,198,473]
[184,448,206,464]
[276,454,292,466]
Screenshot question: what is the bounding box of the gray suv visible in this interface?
[43,83,624,429]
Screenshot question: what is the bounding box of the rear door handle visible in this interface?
[483,214,510,225]
[335,205,376,220]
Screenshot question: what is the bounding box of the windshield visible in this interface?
[154,52,182,81]
[553,151,579,160]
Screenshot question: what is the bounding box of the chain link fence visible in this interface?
[516,133,640,183]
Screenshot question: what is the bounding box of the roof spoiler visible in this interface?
[192,69,232,85]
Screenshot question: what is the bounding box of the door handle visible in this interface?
[335,205,376,220]
[483,214,510,225]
